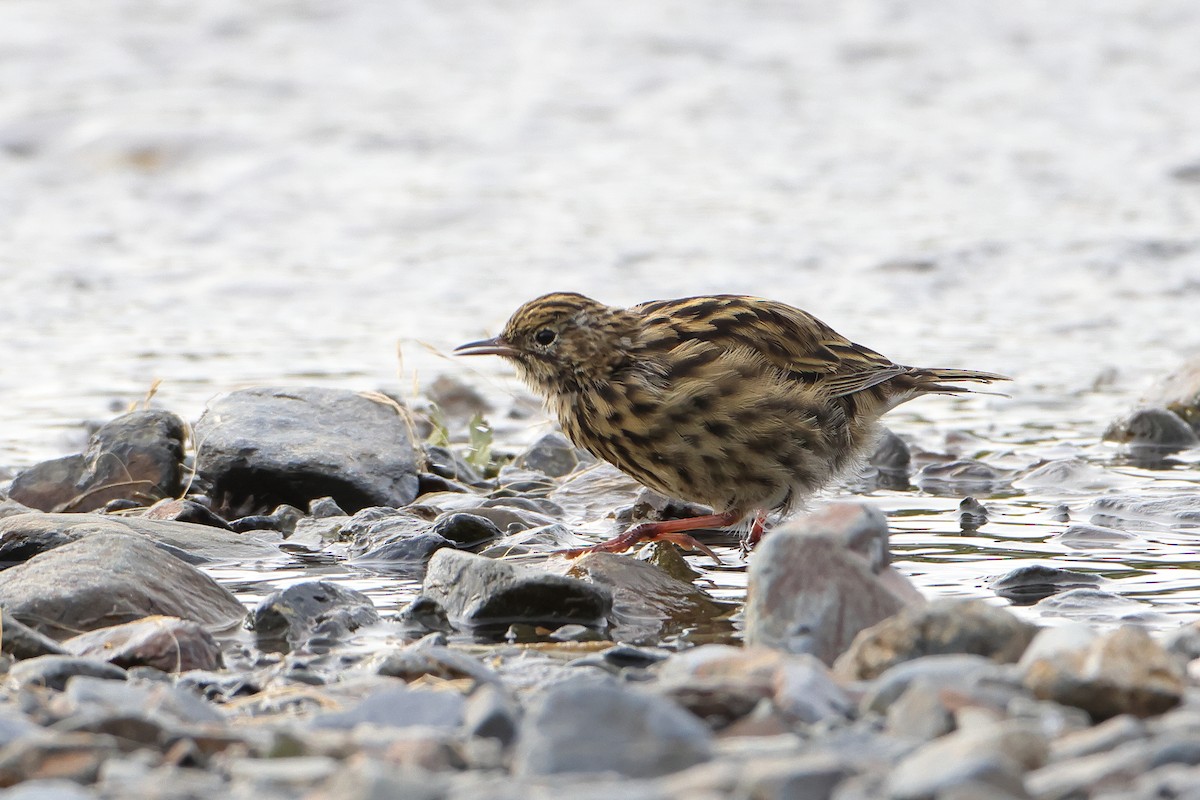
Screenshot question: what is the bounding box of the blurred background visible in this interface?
[1,0,1198,505]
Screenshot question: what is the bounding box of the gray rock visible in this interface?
[1027,739,1151,800]
[8,410,186,513]
[914,459,1014,495]
[862,654,1011,715]
[1019,624,1185,720]
[512,432,586,478]
[513,677,712,777]
[61,675,224,727]
[832,599,1038,681]
[886,719,1047,800]
[364,644,500,685]
[421,549,612,632]
[566,552,729,645]
[142,498,232,529]
[430,512,502,547]
[1090,493,1200,526]
[193,386,419,513]
[0,611,68,660]
[0,512,282,565]
[7,655,128,691]
[1049,714,1148,762]
[248,579,380,648]
[744,503,922,663]
[989,564,1102,604]
[351,532,455,572]
[464,683,521,745]
[870,427,912,472]
[656,645,852,728]
[885,680,955,742]
[312,684,464,730]
[0,532,246,639]
[0,711,41,751]
[1104,406,1199,453]
[62,616,222,672]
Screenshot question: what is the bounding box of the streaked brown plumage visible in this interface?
[456,292,1007,557]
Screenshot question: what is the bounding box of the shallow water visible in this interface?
[3,0,1200,636]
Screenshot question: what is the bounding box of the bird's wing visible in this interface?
[632,295,904,397]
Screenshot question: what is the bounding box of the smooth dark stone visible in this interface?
[833,599,1037,681]
[423,445,484,485]
[0,531,246,639]
[958,496,988,529]
[513,677,712,777]
[143,498,232,529]
[397,596,453,634]
[340,507,435,556]
[351,532,455,571]
[512,432,585,478]
[248,579,379,648]
[421,549,612,633]
[7,655,128,691]
[193,386,419,514]
[63,616,223,672]
[869,427,911,472]
[431,512,502,547]
[990,564,1102,604]
[8,410,186,513]
[568,552,729,645]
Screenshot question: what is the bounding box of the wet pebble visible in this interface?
[567,552,730,645]
[914,459,1014,495]
[989,564,1103,604]
[1104,406,1199,454]
[419,549,612,634]
[430,512,502,547]
[248,580,380,649]
[512,432,590,478]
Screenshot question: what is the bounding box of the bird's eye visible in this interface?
[534,328,557,346]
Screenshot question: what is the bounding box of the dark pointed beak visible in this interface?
[454,336,519,357]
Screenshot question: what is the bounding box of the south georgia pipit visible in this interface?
[456,292,1008,559]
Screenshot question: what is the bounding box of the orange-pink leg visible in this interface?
[558,509,745,563]
[747,510,769,546]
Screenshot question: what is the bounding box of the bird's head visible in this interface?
[455,292,636,393]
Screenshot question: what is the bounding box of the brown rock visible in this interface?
[833,598,1039,681]
[63,615,223,672]
[1020,624,1184,720]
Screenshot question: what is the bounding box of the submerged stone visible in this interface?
[990,564,1103,604]
[248,579,380,648]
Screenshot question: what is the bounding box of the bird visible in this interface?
[455,292,1007,559]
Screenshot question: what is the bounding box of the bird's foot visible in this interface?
[557,510,744,565]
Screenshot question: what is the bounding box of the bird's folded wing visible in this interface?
[632,295,903,396]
